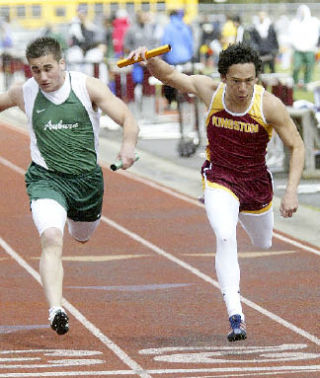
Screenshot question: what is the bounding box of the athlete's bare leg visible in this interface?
[39,227,64,308]
[31,199,67,308]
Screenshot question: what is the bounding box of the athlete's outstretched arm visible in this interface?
[264,92,305,218]
[86,76,139,169]
[127,46,217,107]
[0,83,24,113]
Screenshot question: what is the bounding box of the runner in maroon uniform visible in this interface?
[127,42,305,341]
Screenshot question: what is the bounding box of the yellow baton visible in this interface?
[117,44,171,68]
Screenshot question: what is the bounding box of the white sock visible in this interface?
[48,306,65,322]
[223,290,245,321]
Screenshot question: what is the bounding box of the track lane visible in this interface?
[1,123,320,377]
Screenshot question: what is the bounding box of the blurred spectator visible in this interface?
[161,9,193,65]
[288,4,320,87]
[220,14,237,50]
[0,15,13,50]
[123,11,160,101]
[249,11,279,73]
[123,11,159,53]
[275,14,291,70]
[67,5,108,81]
[68,5,101,56]
[42,23,67,52]
[112,9,130,58]
[233,16,246,43]
[102,13,115,59]
[199,15,221,68]
[161,9,194,106]
[0,15,13,90]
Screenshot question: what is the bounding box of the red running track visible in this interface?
[1,121,320,377]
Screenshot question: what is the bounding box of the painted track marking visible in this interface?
[1,345,320,376]
[100,215,320,346]
[0,237,152,378]
[1,156,320,347]
[115,168,320,256]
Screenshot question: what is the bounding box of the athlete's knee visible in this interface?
[252,237,272,250]
[215,227,237,245]
[40,228,63,260]
[68,219,99,243]
[74,237,90,244]
[70,229,92,243]
[41,227,63,248]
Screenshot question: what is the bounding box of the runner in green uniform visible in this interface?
[0,37,139,335]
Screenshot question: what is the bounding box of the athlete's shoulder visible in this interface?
[69,70,89,88]
[194,75,220,107]
[263,89,286,110]
[69,70,87,80]
[262,89,289,124]
[254,83,265,94]
[3,81,25,110]
[23,76,37,90]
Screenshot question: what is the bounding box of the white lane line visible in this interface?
[272,231,320,257]
[1,149,320,257]
[111,167,203,208]
[112,167,320,256]
[0,157,25,175]
[1,158,320,345]
[0,238,151,378]
[146,365,320,374]
[0,372,135,377]
[1,364,320,377]
[100,216,320,346]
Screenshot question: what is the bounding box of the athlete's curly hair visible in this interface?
[218,42,262,77]
[26,37,62,62]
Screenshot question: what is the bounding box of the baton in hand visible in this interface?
[110,154,140,171]
[117,44,171,68]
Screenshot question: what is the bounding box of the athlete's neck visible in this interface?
[41,72,70,105]
[224,89,253,114]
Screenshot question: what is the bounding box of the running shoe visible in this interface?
[227,314,247,342]
[49,307,69,335]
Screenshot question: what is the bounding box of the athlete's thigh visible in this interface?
[204,186,240,236]
[31,199,67,236]
[67,218,101,242]
[238,208,274,249]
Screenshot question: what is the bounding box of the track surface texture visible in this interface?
[1,122,320,377]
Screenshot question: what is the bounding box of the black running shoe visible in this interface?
[49,307,69,335]
[227,314,247,342]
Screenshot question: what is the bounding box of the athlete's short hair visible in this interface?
[218,42,262,77]
[26,37,62,62]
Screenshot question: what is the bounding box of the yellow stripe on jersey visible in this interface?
[202,179,239,201]
[248,85,273,140]
[206,82,224,123]
[241,201,273,214]
[206,83,273,141]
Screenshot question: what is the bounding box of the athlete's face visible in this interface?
[222,63,257,105]
[28,53,66,92]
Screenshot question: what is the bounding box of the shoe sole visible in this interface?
[51,312,69,335]
[227,331,247,342]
